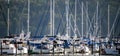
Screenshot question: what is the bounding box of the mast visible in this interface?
[53,0,55,36]
[73,0,77,54]
[74,0,77,37]
[27,0,30,33]
[81,2,83,37]
[96,2,98,37]
[107,4,110,37]
[7,0,10,36]
[50,0,55,36]
[66,0,70,36]
[50,0,52,36]
[86,1,88,37]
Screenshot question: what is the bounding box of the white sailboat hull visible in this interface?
[32,49,50,53]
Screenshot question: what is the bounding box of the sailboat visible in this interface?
[102,4,119,55]
[0,0,38,54]
[0,30,28,54]
[29,0,55,54]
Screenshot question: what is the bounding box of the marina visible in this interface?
[1,54,120,56]
[0,0,120,56]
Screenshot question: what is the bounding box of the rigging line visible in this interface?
[77,0,81,8]
[71,16,81,36]
[0,5,7,25]
[55,18,62,35]
[70,15,77,36]
[34,14,44,36]
[55,7,65,35]
[69,0,74,15]
[61,16,66,35]
[65,1,75,36]
[17,1,27,33]
[44,16,51,35]
[42,2,51,35]
[92,6,98,36]
[95,1,99,37]
[70,13,81,36]
[60,14,66,35]
[110,15,120,39]
[34,5,49,36]
[71,14,76,34]
[91,3,99,36]
[40,6,50,35]
[71,18,82,37]
[85,8,91,35]
[76,25,81,37]
[114,15,120,36]
[87,10,96,36]
[109,7,120,37]
[76,0,83,37]
[56,11,64,35]
[83,2,98,36]
[96,9,102,36]
[42,13,50,35]
[54,1,66,34]
[61,24,66,35]
[83,2,90,37]
[85,1,89,37]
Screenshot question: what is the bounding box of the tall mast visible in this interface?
[53,0,55,36]
[7,0,10,36]
[96,2,98,37]
[50,0,55,36]
[50,0,52,36]
[27,0,30,33]
[81,2,83,37]
[66,0,69,36]
[86,1,88,37]
[74,0,77,37]
[107,4,110,37]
